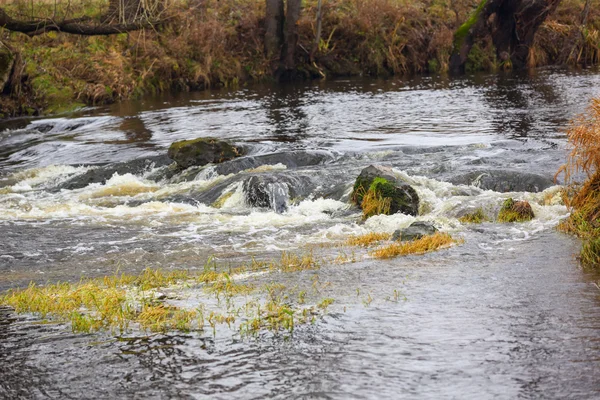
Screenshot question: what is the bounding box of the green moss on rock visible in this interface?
[497,198,534,223]
[453,0,488,52]
[168,138,244,169]
[352,166,419,218]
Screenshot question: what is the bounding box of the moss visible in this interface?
[169,137,215,151]
[0,50,14,78]
[497,198,535,223]
[352,176,371,205]
[428,58,440,73]
[453,0,488,52]
[459,208,488,224]
[31,74,85,114]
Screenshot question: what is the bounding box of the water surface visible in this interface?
[1,69,600,399]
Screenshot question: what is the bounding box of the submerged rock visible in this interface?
[497,198,535,222]
[167,138,243,169]
[392,221,438,241]
[53,155,173,191]
[449,170,554,193]
[213,150,336,176]
[352,165,419,217]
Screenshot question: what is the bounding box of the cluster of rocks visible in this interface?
[50,137,541,243]
[165,138,539,240]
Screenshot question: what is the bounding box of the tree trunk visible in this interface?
[265,0,284,60]
[311,0,323,61]
[581,0,591,25]
[281,0,302,73]
[450,0,561,72]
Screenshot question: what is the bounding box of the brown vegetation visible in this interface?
[557,97,600,267]
[0,0,598,117]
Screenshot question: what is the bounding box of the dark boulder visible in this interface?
[392,221,438,241]
[449,170,554,193]
[213,150,335,176]
[352,165,419,217]
[242,174,314,213]
[167,138,244,169]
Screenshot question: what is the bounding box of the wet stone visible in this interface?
[392,221,438,241]
[168,138,244,169]
[449,169,554,193]
[352,165,420,217]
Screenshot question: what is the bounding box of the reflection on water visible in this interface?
[2,68,600,170]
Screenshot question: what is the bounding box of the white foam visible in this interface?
[9,165,90,192]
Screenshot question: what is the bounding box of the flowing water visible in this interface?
[1,69,600,399]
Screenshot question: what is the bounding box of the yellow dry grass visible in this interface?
[360,187,391,219]
[346,232,391,247]
[370,232,458,259]
[557,97,600,267]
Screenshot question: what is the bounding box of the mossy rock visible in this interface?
[497,198,534,223]
[352,165,419,218]
[168,138,244,169]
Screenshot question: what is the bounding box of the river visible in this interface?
[1,69,600,399]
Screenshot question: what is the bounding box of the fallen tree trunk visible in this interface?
[0,8,151,37]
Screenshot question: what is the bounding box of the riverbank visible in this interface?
[558,97,600,267]
[0,0,598,118]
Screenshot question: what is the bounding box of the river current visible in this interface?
[1,69,600,399]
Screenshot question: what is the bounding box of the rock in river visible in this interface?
[242,174,314,213]
[392,221,438,241]
[352,165,419,217]
[168,138,244,169]
[449,170,554,193]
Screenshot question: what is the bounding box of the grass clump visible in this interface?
[459,208,488,224]
[557,97,600,267]
[497,198,535,223]
[0,250,337,336]
[361,186,392,219]
[1,281,135,334]
[277,251,320,272]
[346,232,391,247]
[370,232,458,259]
[137,305,204,333]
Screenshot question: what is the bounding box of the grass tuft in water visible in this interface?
[358,184,392,219]
[346,232,391,247]
[459,208,488,224]
[555,97,600,267]
[0,249,339,336]
[370,232,459,259]
[497,198,534,223]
